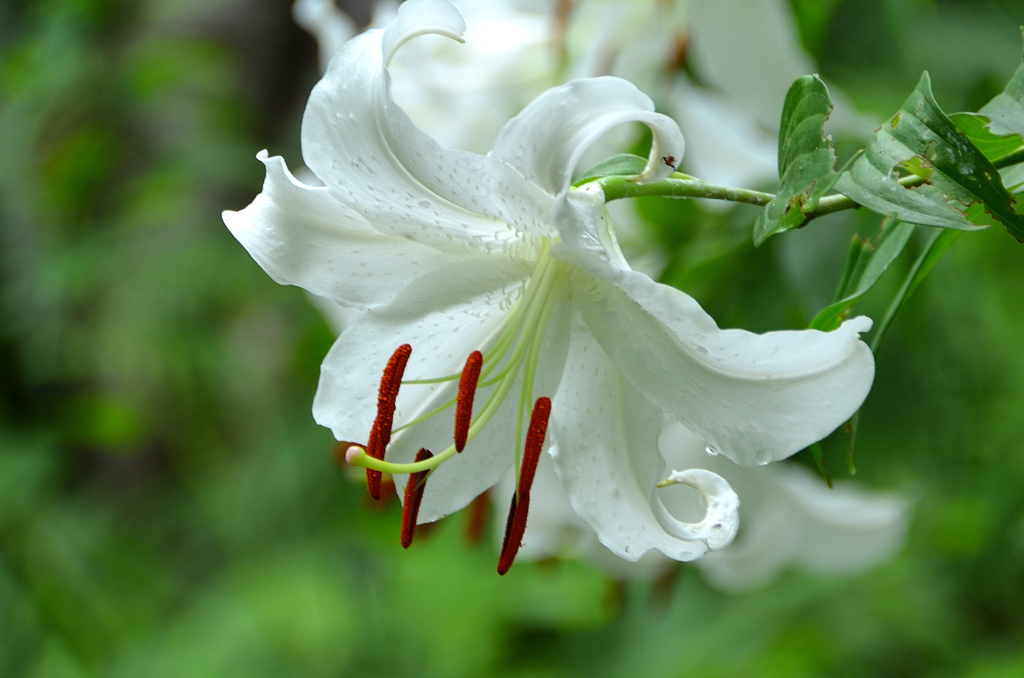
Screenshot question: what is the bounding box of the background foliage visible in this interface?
[2,0,1024,676]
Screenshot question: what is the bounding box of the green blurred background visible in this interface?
[3,0,1024,676]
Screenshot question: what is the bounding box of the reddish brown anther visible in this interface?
[497,397,551,575]
[366,344,413,499]
[518,397,550,494]
[463,492,491,545]
[400,448,433,548]
[454,350,483,452]
[497,493,520,574]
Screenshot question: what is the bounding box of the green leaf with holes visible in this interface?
[949,113,1023,164]
[950,41,1024,166]
[810,220,915,331]
[753,75,839,246]
[834,72,1024,240]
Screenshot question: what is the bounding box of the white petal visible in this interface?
[305,294,360,335]
[778,468,910,574]
[394,282,573,522]
[568,258,875,466]
[380,0,465,67]
[549,312,735,562]
[312,254,531,444]
[658,421,909,592]
[659,468,739,551]
[301,0,557,248]
[490,77,685,196]
[223,152,459,309]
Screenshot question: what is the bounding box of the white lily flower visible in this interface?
[224,0,875,567]
[500,421,910,589]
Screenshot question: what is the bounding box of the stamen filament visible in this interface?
[402,242,552,387]
[347,353,526,475]
[402,374,461,385]
[391,395,457,434]
[400,448,433,548]
[515,271,562,478]
[349,246,565,484]
[479,259,560,388]
[479,252,549,376]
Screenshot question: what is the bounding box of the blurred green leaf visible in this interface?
[975,42,1024,140]
[753,75,838,245]
[948,42,1024,164]
[62,395,146,451]
[869,226,964,353]
[1002,162,1024,193]
[835,72,1024,239]
[810,220,915,331]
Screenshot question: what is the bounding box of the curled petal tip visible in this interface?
[661,468,739,552]
[632,115,685,186]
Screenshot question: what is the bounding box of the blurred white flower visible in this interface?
[293,0,358,71]
[498,419,910,590]
[384,0,559,152]
[226,0,877,568]
[669,79,778,193]
[686,0,876,140]
[292,0,871,168]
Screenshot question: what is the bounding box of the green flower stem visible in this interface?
[597,175,775,206]
[802,175,927,222]
[597,147,1024,226]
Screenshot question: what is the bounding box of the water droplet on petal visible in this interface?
[705,446,719,457]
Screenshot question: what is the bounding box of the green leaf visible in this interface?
[834,72,1024,240]
[977,44,1024,139]
[809,220,915,331]
[573,154,650,187]
[753,75,839,246]
[1002,163,1024,193]
[844,226,962,469]
[949,113,1024,163]
[948,44,1024,164]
